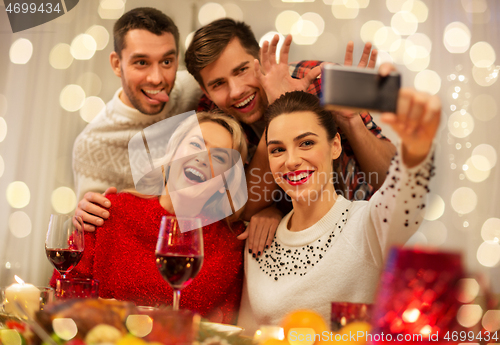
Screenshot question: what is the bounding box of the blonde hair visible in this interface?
[125,111,247,222]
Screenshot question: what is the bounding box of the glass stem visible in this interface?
[173,289,181,310]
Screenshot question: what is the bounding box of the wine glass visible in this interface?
[45,214,84,279]
[155,216,204,310]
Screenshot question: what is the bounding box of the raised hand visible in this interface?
[255,34,321,104]
[75,187,117,231]
[344,41,377,68]
[381,87,441,168]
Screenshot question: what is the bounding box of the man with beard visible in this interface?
[73,7,201,230]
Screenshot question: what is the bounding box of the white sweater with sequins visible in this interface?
[237,145,435,334]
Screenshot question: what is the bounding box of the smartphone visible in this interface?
[321,64,401,113]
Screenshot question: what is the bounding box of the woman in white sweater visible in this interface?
[238,87,441,333]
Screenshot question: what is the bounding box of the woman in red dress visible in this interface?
[50,112,248,324]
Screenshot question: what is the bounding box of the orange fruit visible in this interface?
[280,309,329,341]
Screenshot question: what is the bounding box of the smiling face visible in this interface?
[167,121,234,207]
[199,38,268,125]
[110,29,178,115]
[267,111,341,203]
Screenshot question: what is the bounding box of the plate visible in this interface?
[202,322,243,335]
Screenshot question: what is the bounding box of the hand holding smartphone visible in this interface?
[321,64,401,113]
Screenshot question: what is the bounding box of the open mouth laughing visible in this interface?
[283,170,314,186]
[184,167,207,183]
[233,93,255,109]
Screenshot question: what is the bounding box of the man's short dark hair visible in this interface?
[113,7,179,57]
[185,18,260,88]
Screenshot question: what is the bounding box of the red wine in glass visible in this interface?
[45,214,84,279]
[156,253,203,289]
[46,249,83,275]
[156,217,204,310]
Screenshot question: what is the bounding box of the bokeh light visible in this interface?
[481,218,500,242]
[404,53,429,72]
[477,240,500,267]
[376,50,394,65]
[418,220,447,246]
[461,0,487,13]
[0,117,6,142]
[443,22,471,54]
[70,34,97,60]
[457,305,482,328]
[6,181,30,209]
[470,41,496,68]
[471,94,497,121]
[374,26,401,52]
[8,211,31,239]
[9,38,33,64]
[407,33,432,55]
[126,315,153,337]
[49,43,73,69]
[198,3,226,26]
[98,0,125,19]
[223,3,243,21]
[86,25,110,51]
[331,0,359,19]
[391,11,418,36]
[276,11,301,35]
[472,144,497,170]
[52,318,78,340]
[302,12,325,36]
[80,96,106,123]
[457,278,480,303]
[464,157,490,182]
[185,32,195,51]
[447,111,474,138]
[386,0,406,13]
[472,65,499,87]
[51,187,77,214]
[76,72,102,97]
[423,194,445,221]
[402,0,428,23]
[60,85,86,112]
[360,20,384,43]
[291,19,320,45]
[482,310,500,332]
[414,70,441,95]
[450,187,477,214]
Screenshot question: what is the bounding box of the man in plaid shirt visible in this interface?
[185,19,396,255]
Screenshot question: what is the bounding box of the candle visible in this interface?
[4,276,41,318]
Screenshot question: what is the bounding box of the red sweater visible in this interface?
[50,193,245,324]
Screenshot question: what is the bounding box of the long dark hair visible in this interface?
[264,91,346,195]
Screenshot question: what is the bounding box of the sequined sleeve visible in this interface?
[357,143,436,267]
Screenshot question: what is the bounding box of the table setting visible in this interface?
[1,214,499,345]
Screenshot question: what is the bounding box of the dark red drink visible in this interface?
[46,248,83,274]
[155,254,203,289]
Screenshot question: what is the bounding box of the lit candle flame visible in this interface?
[14,275,25,285]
